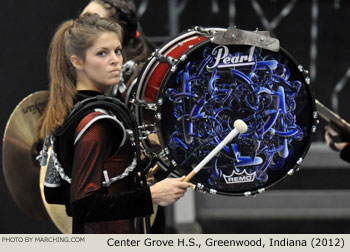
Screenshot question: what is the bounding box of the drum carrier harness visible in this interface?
[37,95,153,233]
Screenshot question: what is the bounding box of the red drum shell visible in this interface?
[144,36,207,102]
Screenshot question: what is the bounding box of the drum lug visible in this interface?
[287,169,295,176]
[152,51,178,66]
[296,158,303,165]
[158,148,172,163]
[244,191,252,197]
[157,98,163,106]
[179,54,187,62]
[192,26,213,37]
[164,147,170,155]
[146,103,157,111]
[209,189,217,195]
[126,129,136,146]
[258,188,265,194]
[155,113,162,120]
[171,65,177,72]
[158,149,169,161]
[305,76,311,84]
[311,125,317,133]
[194,183,204,193]
[298,65,310,75]
[313,111,320,125]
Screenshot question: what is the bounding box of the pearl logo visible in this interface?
[207,45,255,69]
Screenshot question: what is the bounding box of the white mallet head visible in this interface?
[234,119,248,133]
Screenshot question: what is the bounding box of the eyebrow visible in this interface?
[96,45,122,50]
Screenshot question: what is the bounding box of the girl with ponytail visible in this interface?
[38,14,189,234]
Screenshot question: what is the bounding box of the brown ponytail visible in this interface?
[38,20,76,139]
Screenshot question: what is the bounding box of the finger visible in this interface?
[176,193,185,199]
[174,196,182,202]
[177,176,186,181]
[178,182,191,189]
[176,188,187,194]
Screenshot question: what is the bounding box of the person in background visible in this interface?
[38,14,189,234]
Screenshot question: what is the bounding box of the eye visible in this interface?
[115,48,122,55]
[97,51,106,57]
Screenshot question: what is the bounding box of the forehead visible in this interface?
[81,2,110,18]
[89,32,121,50]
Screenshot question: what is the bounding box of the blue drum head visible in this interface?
[155,41,316,196]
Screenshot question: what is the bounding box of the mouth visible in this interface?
[111,69,121,74]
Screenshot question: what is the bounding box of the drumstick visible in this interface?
[147,164,197,189]
[184,119,248,182]
[147,164,160,178]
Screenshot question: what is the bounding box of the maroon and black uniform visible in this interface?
[45,90,153,233]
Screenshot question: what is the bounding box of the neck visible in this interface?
[75,74,106,93]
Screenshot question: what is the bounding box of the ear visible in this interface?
[70,55,84,71]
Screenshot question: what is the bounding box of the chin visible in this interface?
[110,78,120,85]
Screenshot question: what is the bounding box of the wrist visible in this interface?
[149,184,159,203]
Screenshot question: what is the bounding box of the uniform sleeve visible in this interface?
[69,119,153,222]
[340,144,350,164]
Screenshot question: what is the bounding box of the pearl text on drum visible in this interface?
[207,45,255,69]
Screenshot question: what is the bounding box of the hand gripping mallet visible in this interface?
[184,119,248,182]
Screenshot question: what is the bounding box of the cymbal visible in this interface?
[2,91,50,220]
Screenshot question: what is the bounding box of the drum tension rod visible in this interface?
[129,98,157,111]
[138,124,155,129]
[138,124,157,138]
[139,132,157,139]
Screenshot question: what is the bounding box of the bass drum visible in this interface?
[133,27,317,196]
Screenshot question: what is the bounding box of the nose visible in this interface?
[110,52,122,66]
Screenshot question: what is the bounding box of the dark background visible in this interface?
[1,0,350,233]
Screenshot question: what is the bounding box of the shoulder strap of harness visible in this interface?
[55,95,136,139]
[73,109,127,147]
